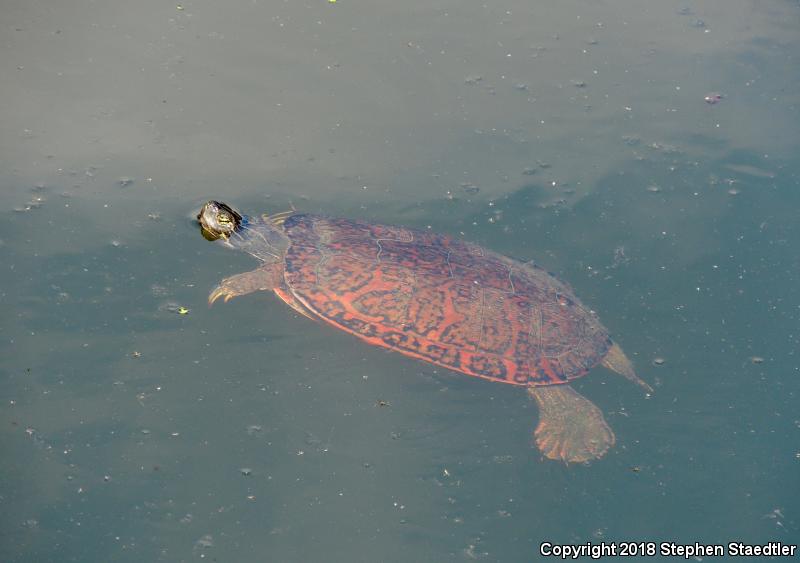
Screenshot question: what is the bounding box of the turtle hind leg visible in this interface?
[527,385,615,463]
[601,342,653,393]
[209,263,284,305]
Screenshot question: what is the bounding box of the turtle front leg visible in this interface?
[527,385,615,463]
[208,263,284,305]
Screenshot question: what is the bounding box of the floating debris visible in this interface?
[750,356,765,364]
[704,92,723,105]
[15,195,46,212]
[194,534,214,550]
[117,177,134,188]
[652,357,666,366]
[725,163,775,179]
[622,135,641,146]
[647,141,681,154]
[160,302,190,315]
[240,467,252,476]
[646,185,662,193]
[150,284,169,297]
[611,246,629,268]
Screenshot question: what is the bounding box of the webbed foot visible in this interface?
[528,385,615,463]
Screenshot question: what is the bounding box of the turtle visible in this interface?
[197,201,652,463]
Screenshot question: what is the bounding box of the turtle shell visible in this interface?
[281,214,612,386]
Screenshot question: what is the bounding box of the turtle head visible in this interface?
[197,200,290,261]
[197,201,243,242]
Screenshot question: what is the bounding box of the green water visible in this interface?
[1,1,798,561]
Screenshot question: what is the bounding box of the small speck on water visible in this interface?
[750,356,765,364]
[652,357,666,366]
[240,467,252,476]
[117,177,134,188]
[646,185,661,193]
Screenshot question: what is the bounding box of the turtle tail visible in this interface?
[601,342,653,393]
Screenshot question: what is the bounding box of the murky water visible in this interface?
[2,1,798,561]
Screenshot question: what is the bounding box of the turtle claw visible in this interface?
[208,285,238,305]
